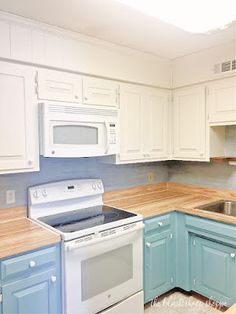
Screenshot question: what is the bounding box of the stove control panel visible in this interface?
[28,179,104,205]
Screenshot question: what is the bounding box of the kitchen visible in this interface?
[0,0,236,313]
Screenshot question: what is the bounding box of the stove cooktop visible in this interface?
[39,205,136,233]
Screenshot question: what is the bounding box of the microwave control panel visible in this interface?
[109,123,117,144]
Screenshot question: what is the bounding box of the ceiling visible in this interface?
[0,0,235,59]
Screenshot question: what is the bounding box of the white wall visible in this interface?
[0,12,171,88]
[172,41,236,88]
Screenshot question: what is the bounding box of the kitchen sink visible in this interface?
[196,200,236,217]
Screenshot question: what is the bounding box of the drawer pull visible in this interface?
[146,242,151,248]
[51,275,57,283]
[29,260,36,268]
[230,253,236,259]
[158,222,163,227]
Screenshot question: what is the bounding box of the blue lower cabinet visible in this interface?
[144,214,175,303]
[0,244,61,314]
[191,236,236,307]
[2,268,59,314]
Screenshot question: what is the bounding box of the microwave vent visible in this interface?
[213,59,236,75]
[48,104,118,117]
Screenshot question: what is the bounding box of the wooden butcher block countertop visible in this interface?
[226,304,236,313]
[103,182,236,225]
[0,206,60,259]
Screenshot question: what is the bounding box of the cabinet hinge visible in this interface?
[35,71,39,96]
[192,239,196,246]
[205,86,210,96]
[170,277,174,283]
[170,233,173,239]
[0,293,2,303]
[193,279,196,286]
[117,86,120,108]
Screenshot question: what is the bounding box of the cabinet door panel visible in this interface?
[119,85,144,161]
[0,62,38,173]
[192,236,236,306]
[37,69,82,103]
[83,77,118,107]
[144,89,169,159]
[144,231,173,302]
[208,77,236,124]
[173,86,206,160]
[2,269,59,314]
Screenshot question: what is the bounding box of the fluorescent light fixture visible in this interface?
[116,0,236,33]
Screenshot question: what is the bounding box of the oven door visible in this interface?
[63,223,143,314]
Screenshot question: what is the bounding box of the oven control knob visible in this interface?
[92,184,97,190]
[33,190,39,199]
[42,189,47,197]
[97,183,102,190]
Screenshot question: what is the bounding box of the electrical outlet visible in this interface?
[6,190,15,204]
[147,172,155,183]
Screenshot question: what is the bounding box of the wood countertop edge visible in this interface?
[225,304,236,313]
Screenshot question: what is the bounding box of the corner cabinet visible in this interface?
[144,214,175,303]
[0,61,39,174]
[191,236,236,306]
[118,84,169,163]
[0,244,61,314]
[208,77,236,125]
[172,85,208,161]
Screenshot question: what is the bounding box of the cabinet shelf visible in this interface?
[210,157,236,164]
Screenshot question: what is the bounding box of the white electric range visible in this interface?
[28,179,144,314]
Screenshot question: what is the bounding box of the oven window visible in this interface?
[81,244,133,301]
[53,125,98,145]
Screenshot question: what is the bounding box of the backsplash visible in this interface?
[168,126,236,190]
[0,157,168,208]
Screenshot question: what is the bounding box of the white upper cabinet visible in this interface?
[119,84,144,162]
[118,84,169,163]
[82,77,118,108]
[0,61,39,174]
[143,88,169,159]
[173,86,207,161]
[208,77,236,125]
[36,69,82,103]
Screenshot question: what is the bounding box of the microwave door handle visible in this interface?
[104,121,110,154]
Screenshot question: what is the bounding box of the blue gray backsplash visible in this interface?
[168,126,236,190]
[0,157,168,208]
[1,126,236,209]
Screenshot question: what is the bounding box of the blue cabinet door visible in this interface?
[2,268,60,314]
[144,230,174,303]
[191,236,236,307]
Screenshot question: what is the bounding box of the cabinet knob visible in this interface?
[28,160,33,165]
[29,260,36,268]
[51,275,57,283]
[74,94,79,99]
[146,242,151,248]
[84,96,88,101]
[230,253,236,259]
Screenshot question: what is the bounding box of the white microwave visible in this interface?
[39,103,119,157]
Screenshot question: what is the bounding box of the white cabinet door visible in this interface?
[173,86,207,160]
[119,84,144,161]
[83,77,118,107]
[36,69,82,103]
[208,77,236,125]
[0,62,39,173]
[143,88,169,160]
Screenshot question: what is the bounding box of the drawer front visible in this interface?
[145,214,171,233]
[1,246,57,282]
[185,215,236,241]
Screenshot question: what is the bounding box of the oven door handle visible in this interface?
[65,222,144,251]
[104,120,110,154]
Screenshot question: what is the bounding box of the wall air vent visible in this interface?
[213,59,236,75]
